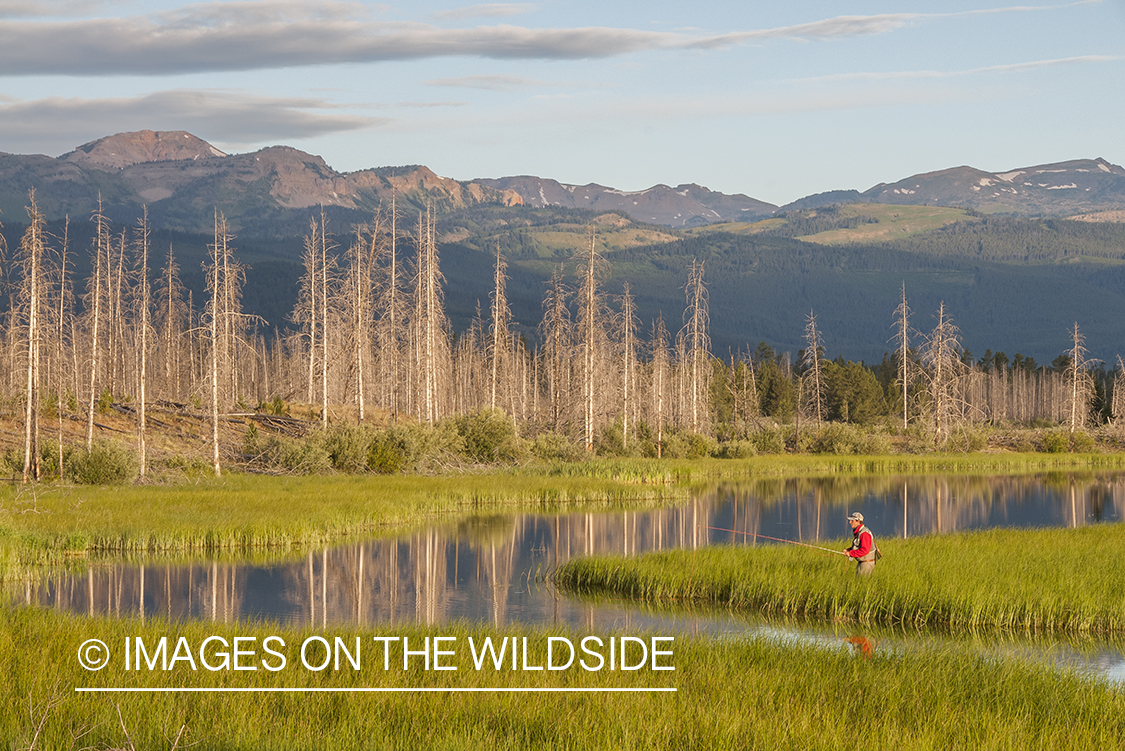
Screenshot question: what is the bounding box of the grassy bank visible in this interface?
[0,472,685,572]
[3,453,1123,572]
[3,607,1123,750]
[555,524,1125,633]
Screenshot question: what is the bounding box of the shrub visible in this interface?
[531,433,584,463]
[714,440,756,459]
[96,389,115,415]
[368,431,408,474]
[1071,430,1097,453]
[455,409,528,464]
[366,421,465,474]
[273,434,332,474]
[1042,431,1069,453]
[67,439,139,485]
[324,424,372,473]
[660,430,716,459]
[943,425,987,453]
[747,426,787,454]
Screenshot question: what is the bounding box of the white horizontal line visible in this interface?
[76,687,677,693]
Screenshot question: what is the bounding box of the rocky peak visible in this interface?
[62,130,227,170]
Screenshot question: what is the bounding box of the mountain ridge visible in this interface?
[2,130,1124,234]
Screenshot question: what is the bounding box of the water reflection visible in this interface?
[15,472,1125,682]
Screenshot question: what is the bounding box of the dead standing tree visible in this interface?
[801,310,825,425]
[489,246,512,412]
[1065,322,1094,434]
[890,283,913,429]
[155,243,189,402]
[134,208,152,476]
[204,211,251,477]
[373,195,407,421]
[16,192,49,482]
[85,201,110,449]
[575,226,609,451]
[618,282,638,450]
[340,217,379,422]
[680,259,710,433]
[920,301,965,447]
[539,264,571,432]
[650,316,670,457]
[412,206,451,425]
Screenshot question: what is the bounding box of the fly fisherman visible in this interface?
[845,512,877,576]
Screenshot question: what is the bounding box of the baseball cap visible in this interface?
[847,512,864,522]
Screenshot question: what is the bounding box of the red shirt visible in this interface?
[848,529,873,559]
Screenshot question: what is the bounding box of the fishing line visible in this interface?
[705,526,849,557]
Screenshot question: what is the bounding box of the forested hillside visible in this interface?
[5,202,1125,366]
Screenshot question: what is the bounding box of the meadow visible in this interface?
[3,453,1120,573]
[4,607,1124,750]
[555,524,1125,633]
[4,456,1125,748]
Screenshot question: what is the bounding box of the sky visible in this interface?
[0,0,1122,206]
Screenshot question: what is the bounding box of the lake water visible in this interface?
[19,471,1125,682]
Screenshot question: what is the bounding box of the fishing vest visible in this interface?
[850,525,877,563]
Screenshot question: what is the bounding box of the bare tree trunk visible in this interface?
[1067,322,1091,434]
[892,283,912,429]
[681,259,710,433]
[136,208,150,476]
[489,246,511,412]
[539,264,570,432]
[620,283,637,450]
[652,317,669,458]
[19,192,46,482]
[575,227,608,451]
[57,219,70,480]
[86,201,108,449]
[802,310,825,425]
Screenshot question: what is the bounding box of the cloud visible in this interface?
[433,4,536,21]
[788,54,1123,84]
[393,100,469,108]
[0,89,384,154]
[0,0,124,19]
[425,75,545,91]
[0,1,1093,75]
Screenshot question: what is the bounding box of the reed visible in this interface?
[0,473,686,572]
[556,524,1125,634]
[3,607,1124,750]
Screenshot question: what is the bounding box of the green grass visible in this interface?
[4,454,1123,573]
[556,524,1125,633]
[0,472,686,572]
[799,204,972,244]
[4,607,1124,750]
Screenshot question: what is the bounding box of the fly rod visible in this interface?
[706,526,849,556]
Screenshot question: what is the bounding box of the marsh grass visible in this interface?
[0,473,686,573]
[4,607,1123,750]
[556,525,1125,633]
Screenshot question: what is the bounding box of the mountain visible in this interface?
[62,130,227,169]
[0,130,776,235]
[475,176,776,227]
[2,130,1124,237]
[781,158,1125,216]
[0,130,524,236]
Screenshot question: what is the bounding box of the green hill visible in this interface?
[6,204,1125,368]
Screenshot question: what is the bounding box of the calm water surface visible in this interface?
[22,472,1125,682]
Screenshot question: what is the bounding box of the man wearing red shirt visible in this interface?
[846,512,877,576]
